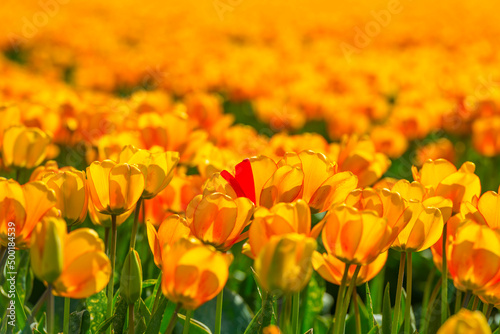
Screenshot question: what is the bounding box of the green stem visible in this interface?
[486,304,494,319]
[462,290,472,308]
[151,272,163,315]
[165,304,181,334]
[404,252,413,334]
[129,304,135,334]
[130,198,143,249]
[183,310,193,334]
[27,288,50,326]
[215,289,224,334]
[334,263,350,334]
[420,266,436,330]
[106,215,118,334]
[471,295,479,311]
[15,168,21,182]
[391,252,406,334]
[0,245,7,284]
[441,224,448,324]
[104,227,110,256]
[421,277,442,334]
[291,291,300,334]
[339,265,361,334]
[47,285,55,334]
[353,290,361,334]
[455,290,462,314]
[63,297,71,334]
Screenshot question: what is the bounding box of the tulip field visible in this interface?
[2,0,500,333]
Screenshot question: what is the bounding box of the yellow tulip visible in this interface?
[186,192,254,251]
[254,233,316,295]
[119,145,180,199]
[2,125,51,169]
[322,204,393,265]
[30,160,77,181]
[41,170,88,226]
[161,237,232,310]
[437,309,491,334]
[86,160,145,215]
[30,217,111,298]
[0,178,56,249]
[146,214,191,268]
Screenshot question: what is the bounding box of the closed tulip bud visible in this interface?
[254,233,316,295]
[0,178,56,249]
[120,146,180,199]
[41,170,88,226]
[30,217,65,283]
[162,237,232,310]
[187,192,254,251]
[86,160,145,215]
[120,249,143,305]
[2,125,51,169]
[437,309,491,334]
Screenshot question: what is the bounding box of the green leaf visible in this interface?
[177,313,212,334]
[86,290,107,333]
[381,283,391,334]
[243,308,262,334]
[300,272,326,333]
[146,272,162,311]
[69,310,91,334]
[96,315,116,334]
[313,315,330,334]
[145,294,169,334]
[133,298,151,334]
[159,301,177,333]
[370,267,385,314]
[14,287,27,329]
[366,283,375,328]
[367,325,380,334]
[112,295,129,334]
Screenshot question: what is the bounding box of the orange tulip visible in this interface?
[2,125,51,169]
[412,159,481,213]
[186,192,254,251]
[31,216,111,298]
[246,200,320,259]
[321,204,392,265]
[86,160,145,215]
[454,186,500,230]
[41,170,88,226]
[254,233,317,295]
[119,145,180,199]
[437,309,491,334]
[312,251,387,286]
[30,160,77,181]
[447,220,500,293]
[161,237,232,310]
[146,214,191,268]
[0,178,56,249]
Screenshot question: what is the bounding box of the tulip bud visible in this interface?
[120,249,143,305]
[437,309,491,334]
[254,233,316,295]
[30,217,65,283]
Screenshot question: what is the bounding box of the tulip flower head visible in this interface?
[161,237,232,310]
[86,160,145,215]
[31,217,111,298]
[437,309,491,334]
[2,125,51,169]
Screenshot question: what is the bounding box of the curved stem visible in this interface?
[130,198,143,249]
[47,285,55,334]
[391,252,406,334]
[165,304,181,334]
[339,265,361,334]
[63,297,71,334]
[334,263,350,334]
[183,310,193,334]
[106,215,118,334]
[291,291,300,334]
[215,289,224,334]
[404,252,413,334]
[129,304,135,334]
[441,224,448,324]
